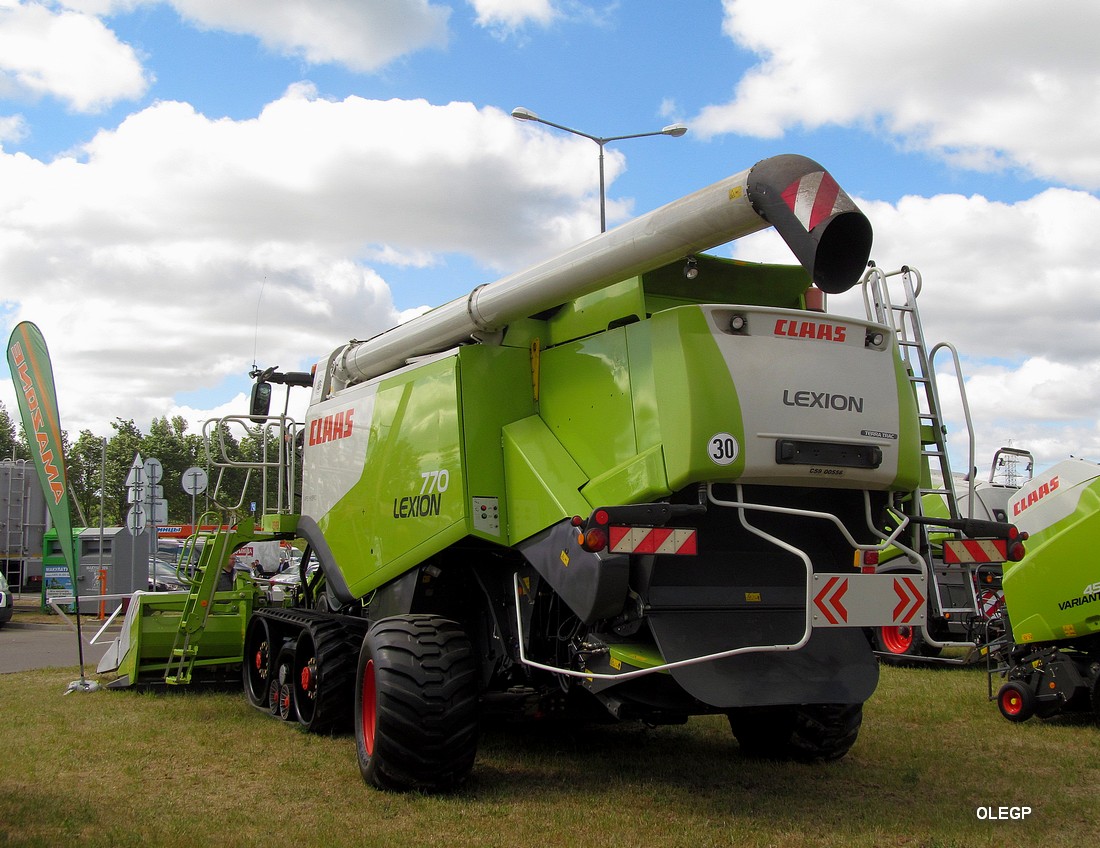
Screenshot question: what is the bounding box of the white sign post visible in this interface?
[181,466,208,528]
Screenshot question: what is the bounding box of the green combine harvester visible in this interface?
[993,457,1100,722]
[97,154,1024,791]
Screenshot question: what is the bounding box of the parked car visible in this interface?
[265,555,318,604]
[0,572,13,627]
[148,556,188,592]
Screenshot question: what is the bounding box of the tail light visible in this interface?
[1007,526,1028,562]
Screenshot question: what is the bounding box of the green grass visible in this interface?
[1,663,1094,847]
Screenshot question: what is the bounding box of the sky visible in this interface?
[1,0,1098,481]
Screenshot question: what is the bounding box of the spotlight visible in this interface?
[684,256,699,280]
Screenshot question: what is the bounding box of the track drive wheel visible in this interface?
[355,615,480,792]
[293,621,359,734]
[270,646,297,721]
[728,702,863,762]
[997,680,1037,723]
[243,615,274,710]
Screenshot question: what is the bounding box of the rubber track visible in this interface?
[295,618,363,734]
[247,607,368,732]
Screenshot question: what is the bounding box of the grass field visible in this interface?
[1,660,1094,847]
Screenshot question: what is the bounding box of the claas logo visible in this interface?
[308,409,354,446]
[1011,476,1059,516]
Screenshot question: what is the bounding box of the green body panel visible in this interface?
[545,278,647,346]
[502,415,590,541]
[649,306,746,490]
[539,324,639,479]
[458,344,537,544]
[893,356,922,491]
[1004,460,1100,644]
[316,356,467,598]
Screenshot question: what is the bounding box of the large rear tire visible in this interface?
[355,615,480,792]
[728,702,863,762]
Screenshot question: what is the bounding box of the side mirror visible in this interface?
[249,381,272,422]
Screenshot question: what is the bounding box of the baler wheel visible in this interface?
[997,680,1036,722]
[243,615,274,710]
[355,615,479,792]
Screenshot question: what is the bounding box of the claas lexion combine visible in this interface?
[98,154,1025,791]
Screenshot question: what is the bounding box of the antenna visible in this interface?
[252,276,267,372]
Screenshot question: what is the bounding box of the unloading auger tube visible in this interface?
[332,153,873,389]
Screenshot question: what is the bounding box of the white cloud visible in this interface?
[698,0,1100,190]
[468,0,556,30]
[0,1,149,112]
[0,88,600,436]
[166,0,451,72]
[0,113,28,143]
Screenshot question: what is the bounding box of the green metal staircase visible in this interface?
[163,517,256,685]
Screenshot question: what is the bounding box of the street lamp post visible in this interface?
[511,107,687,233]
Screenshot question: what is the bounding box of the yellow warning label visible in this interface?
[745,592,761,602]
[559,550,569,567]
[729,186,744,200]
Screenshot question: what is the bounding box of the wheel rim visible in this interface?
[293,631,318,725]
[244,618,273,706]
[880,626,913,654]
[361,658,377,756]
[1001,688,1024,716]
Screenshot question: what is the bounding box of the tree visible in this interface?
[69,430,107,527]
[104,419,144,525]
[142,416,203,524]
[0,401,29,461]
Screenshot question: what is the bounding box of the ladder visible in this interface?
[163,517,247,685]
[862,265,977,520]
[862,264,982,624]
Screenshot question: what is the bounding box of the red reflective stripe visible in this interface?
[808,172,841,230]
[944,539,1008,564]
[813,576,849,625]
[608,527,697,555]
[781,171,842,232]
[892,576,924,624]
